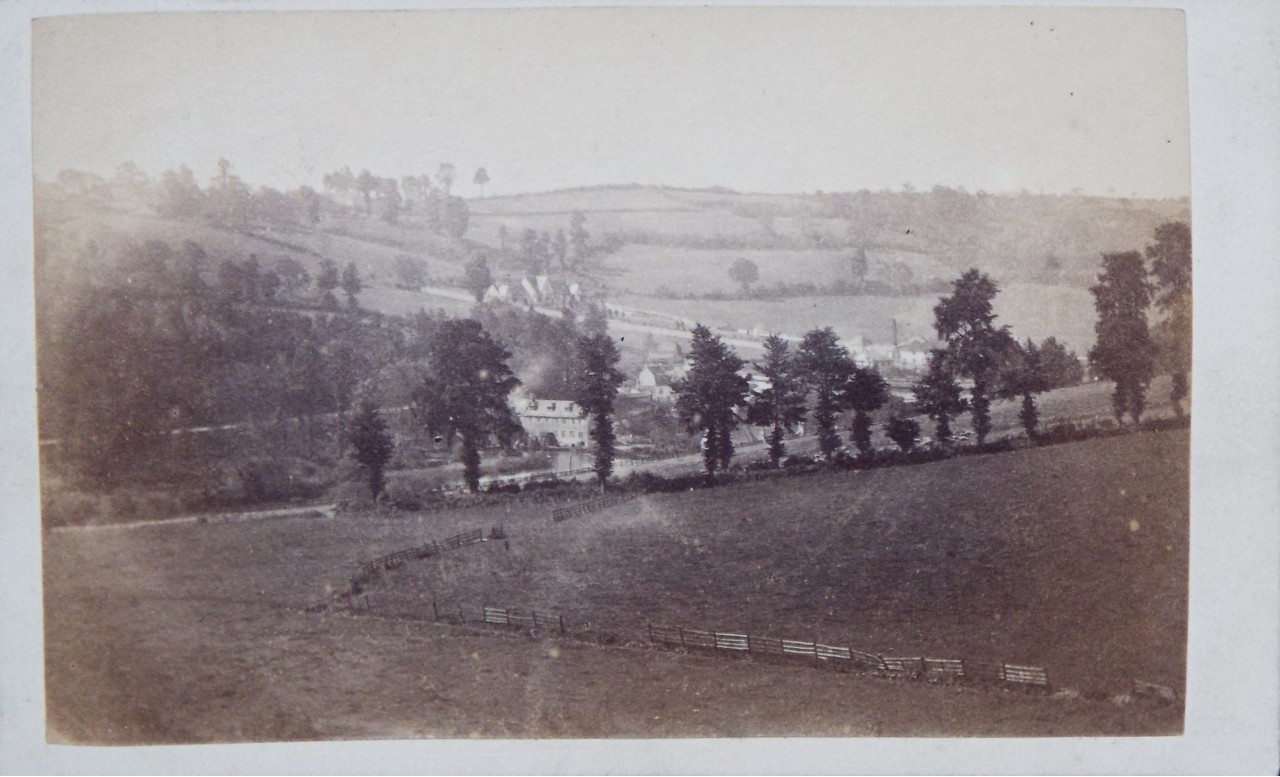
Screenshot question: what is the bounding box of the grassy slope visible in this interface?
[615,282,1096,352]
[37,186,1172,355]
[44,429,1186,741]
[369,429,1188,699]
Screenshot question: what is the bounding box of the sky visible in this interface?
[32,7,1191,198]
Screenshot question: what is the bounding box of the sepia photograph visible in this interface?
[28,4,1201,747]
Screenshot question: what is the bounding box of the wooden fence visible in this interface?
[551,492,637,522]
[647,624,1049,689]
[432,601,566,634]
[356,527,493,581]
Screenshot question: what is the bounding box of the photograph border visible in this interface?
[3,0,1278,772]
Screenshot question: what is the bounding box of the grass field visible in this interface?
[43,428,1186,742]
[617,281,1096,351]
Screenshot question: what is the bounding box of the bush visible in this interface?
[384,480,424,511]
[231,458,327,505]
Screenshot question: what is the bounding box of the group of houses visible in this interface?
[503,325,939,450]
[484,274,582,308]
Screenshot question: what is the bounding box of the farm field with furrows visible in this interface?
[43,428,1186,742]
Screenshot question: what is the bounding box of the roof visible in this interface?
[515,398,586,419]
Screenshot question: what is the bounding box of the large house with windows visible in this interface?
[513,397,591,448]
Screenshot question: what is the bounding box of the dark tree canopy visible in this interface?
[573,332,626,486]
[728,258,760,296]
[999,339,1052,438]
[345,401,394,499]
[1038,337,1085,389]
[884,415,921,452]
[1089,251,1156,424]
[412,319,521,493]
[463,255,493,302]
[316,259,340,309]
[340,262,363,309]
[843,364,890,455]
[796,327,855,460]
[674,324,749,480]
[933,269,1016,444]
[912,349,967,444]
[746,334,808,467]
[1147,221,1192,416]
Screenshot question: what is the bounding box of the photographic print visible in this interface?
[33,7,1191,743]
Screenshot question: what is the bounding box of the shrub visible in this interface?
[885,415,922,452]
[231,458,327,505]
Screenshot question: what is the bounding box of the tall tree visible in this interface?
[341,262,363,309]
[378,178,402,224]
[999,339,1052,439]
[463,255,493,302]
[316,259,340,309]
[796,327,855,460]
[355,170,378,216]
[912,349,968,444]
[933,269,1016,444]
[573,333,626,487]
[441,196,470,238]
[1089,251,1156,425]
[849,244,869,292]
[568,211,590,269]
[345,401,394,500]
[844,365,890,455]
[473,167,490,198]
[1147,221,1192,417]
[412,319,521,493]
[436,163,456,196]
[746,334,807,467]
[728,258,760,297]
[674,324,749,480]
[1038,336,1085,389]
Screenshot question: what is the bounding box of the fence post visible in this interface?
[458,604,464,622]
[559,615,566,634]
[432,600,439,620]
[679,627,686,649]
[648,623,653,642]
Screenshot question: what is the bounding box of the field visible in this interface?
[616,281,1096,351]
[43,428,1187,742]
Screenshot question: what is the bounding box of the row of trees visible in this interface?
[501,212,593,275]
[323,166,471,235]
[1088,222,1192,424]
[293,220,1192,499]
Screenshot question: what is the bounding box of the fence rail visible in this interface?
[551,492,637,522]
[430,601,567,634]
[356,526,497,582]
[647,623,1049,689]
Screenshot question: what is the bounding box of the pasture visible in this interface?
[617,281,1096,352]
[43,428,1186,741]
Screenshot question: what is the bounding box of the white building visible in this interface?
[514,397,591,448]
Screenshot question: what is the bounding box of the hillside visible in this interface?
[43,428,1187,741]
[36,180,1186,357]
[368,427,1189,704]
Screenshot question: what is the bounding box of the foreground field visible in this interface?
[43,429,1186,742]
